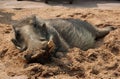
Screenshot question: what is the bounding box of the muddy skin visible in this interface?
[11,15,114,63]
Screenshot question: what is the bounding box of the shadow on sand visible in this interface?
[46,0,120,8]
[17,0,120,8]
[0,10,17,24]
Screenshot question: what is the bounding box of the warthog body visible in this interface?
[12,15,113,61]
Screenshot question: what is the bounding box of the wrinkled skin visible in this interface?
[11,15,114,62]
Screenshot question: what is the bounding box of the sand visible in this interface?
[0,5,120,79]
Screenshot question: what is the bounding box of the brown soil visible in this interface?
[0,7,120,79]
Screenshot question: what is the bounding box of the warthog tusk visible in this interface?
[47,40,55,52]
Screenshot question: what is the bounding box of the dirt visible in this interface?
[0,7,120,79]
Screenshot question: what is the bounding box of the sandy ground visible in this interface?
[0,0,120,79]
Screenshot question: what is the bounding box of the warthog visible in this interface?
[11,15,114,62]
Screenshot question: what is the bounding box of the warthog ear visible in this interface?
[11,21,19,37]
[28,15,36,24]
[33,15,46,27]
[32,15,48,35]
[11,21,17,30]
[12,24,16,32]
